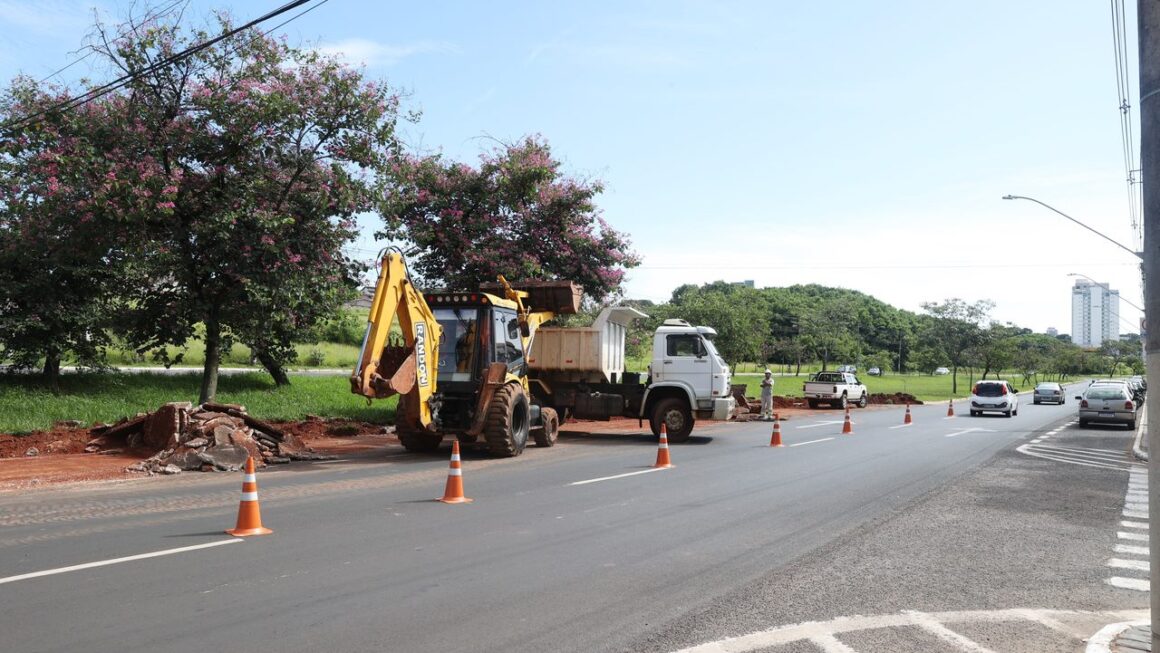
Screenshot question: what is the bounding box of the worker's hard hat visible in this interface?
[764,369,772,375]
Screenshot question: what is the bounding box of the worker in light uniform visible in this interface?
[760,369,775,420]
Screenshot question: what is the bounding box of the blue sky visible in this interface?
[0,1,1144,334]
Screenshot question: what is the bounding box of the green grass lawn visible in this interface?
[105,341,361,369]
[0,373,395,434]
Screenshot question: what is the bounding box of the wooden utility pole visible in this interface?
[1140,0,1160,646]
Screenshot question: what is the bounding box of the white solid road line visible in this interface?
[795,420,845,430]
[945,428,993,438]
[1108,558,1150,572]
[1106,577,1151,591]
[888,423,913,430]
[0,539,243,586]
[1118,531,1149,542]
[790,438,835,448]
[569,467,667,486]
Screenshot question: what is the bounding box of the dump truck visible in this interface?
[351,250,581,457]
[527,307,735,443]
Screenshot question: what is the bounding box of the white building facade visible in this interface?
[1070,280,1120,347]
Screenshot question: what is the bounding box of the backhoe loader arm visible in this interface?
[496,274,556,351]
[351,251,442,430]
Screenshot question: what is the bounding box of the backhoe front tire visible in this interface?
[484,384,530,457]
[534,407,559,447]
[395,398,443,453]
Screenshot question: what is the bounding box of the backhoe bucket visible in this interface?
[370,345,418,398]
[479,279,582,314]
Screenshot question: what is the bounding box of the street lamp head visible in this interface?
[1001,195,1015,200]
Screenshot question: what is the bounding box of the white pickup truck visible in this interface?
[803,371,868,409]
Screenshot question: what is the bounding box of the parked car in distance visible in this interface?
[836,364,857,374]
[970,380,1019,417]
[1077,384,1138,429]
[867,367,882,376]
[1126,378,1146,405]
[1032,382,1065,405]
[934,367,950,375]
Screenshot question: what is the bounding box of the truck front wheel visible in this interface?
[857,393,867,408]
[484,384,530,457]
[534,407,559,447]
[651,398,693,443]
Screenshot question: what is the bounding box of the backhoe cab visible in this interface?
[351,250,580,457]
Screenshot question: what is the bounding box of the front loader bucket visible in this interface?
[370,345,418,398]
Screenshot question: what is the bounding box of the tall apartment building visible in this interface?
[1070,280,1120,347]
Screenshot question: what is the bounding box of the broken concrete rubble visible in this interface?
[112,402,335,475]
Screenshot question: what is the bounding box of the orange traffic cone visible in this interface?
[841,408,853,435]
[769,415,784,447]
[438,440,473,504]
[947,399,955,417]
[904,404,912,425]
[226,456,272,537]
[654,424,674,468]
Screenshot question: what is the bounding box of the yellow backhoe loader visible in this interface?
[350,249,581,457]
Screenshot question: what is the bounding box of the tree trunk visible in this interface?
[43,348,61,390]
[951,366,958,395]
[199,315,221,405]
[255,349,291,386]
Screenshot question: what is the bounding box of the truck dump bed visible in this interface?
[528,306,647,383]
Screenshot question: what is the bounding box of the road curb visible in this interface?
[1085,618,1150,653]
[1133,409,1149,462]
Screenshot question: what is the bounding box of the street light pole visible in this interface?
[1002,194,1144,259]
[1138,0,1160,645]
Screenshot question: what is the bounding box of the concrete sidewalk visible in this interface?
[1097,410,1151,652]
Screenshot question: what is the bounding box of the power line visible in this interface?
[34,0,189,84]
[1,0,322,134]
[1109,0,1142,249]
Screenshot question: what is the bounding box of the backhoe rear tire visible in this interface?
[534,407,559,447]
[484,384,530,457]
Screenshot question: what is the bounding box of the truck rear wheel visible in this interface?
[534,407,559,447]
[807,399,819,409]
[831,393,847,410]
[484,383,530,457]
[650,397,693,443]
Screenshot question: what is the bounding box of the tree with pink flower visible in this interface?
[1,10,407,402]
[377,136,639,303]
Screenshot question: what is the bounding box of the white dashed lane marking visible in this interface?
[1107,469,1150,593]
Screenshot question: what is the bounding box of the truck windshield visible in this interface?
[433,307,479,382]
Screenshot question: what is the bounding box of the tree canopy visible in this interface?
[377,136,639,303]
[0,11,404,401]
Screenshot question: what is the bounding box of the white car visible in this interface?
[934,367,950,375]
[969,380,1019,417]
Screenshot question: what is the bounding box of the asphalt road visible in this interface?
[0,382,1144,653]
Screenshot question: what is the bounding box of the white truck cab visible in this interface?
[647,319,735,436]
